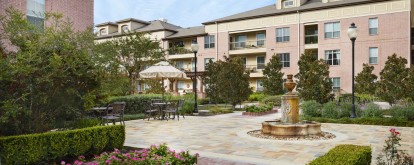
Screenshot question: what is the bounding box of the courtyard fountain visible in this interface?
[261,75,322,137]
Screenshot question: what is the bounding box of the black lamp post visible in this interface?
[191,43,199,113]
[347,23,359,118]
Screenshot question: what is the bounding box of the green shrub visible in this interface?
[390,105,414,121]
[260,95,282,106]
[198,98,210,105]
[303,117,414,127]
[245,104,272,113]
[362,103,383,118]
[123,114,145,121]
[0,125,125,165]
[309,145,371,165]
[322,101,338,119]
[248,93,267,102]
[301,100,322,117]
[208,106,233,114]
[109,94,161,114]
[338,102,352,118]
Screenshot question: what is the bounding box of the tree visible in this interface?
[355,63,378,95]
[0,8,101,135]
[405,66,414,101]
[203,57,252,109]
[96,32,165,94]
[376,54,409,105]
[262,54,284,95]
[295,51,333,103]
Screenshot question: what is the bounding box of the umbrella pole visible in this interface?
[162,77,164,101]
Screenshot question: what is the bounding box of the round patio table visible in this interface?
[152,102,170,120]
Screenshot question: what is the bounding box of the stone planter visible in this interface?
[242,110,278,116]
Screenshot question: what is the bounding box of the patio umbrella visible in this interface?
[139,61,187,100]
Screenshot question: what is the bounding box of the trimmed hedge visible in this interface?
[260,95,282,106]
[0,125,125,165]
[109,94,161,114]
[309,145,372,165]
[303,117,414,127]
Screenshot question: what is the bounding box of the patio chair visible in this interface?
[177,99,185,120]
[163,100,179,121]
[144,100,159,121]
[102,102,126,125]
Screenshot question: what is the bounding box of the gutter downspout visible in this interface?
[297,10,301,60]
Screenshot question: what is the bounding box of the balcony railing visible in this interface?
[243,64,265,73]
[176,67,194,72]
[168,47,193,55]
[305,35,318,44]
[230,40,266,50]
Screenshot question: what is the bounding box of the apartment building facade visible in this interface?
[0,0,94,31]
[95,0,413,95]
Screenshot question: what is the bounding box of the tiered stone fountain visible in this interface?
[262,75,321,136]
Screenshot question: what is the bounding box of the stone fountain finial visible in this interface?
[284,74,296,94]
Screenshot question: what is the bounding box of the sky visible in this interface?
[94,0,275,28]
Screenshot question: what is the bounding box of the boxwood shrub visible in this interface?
[309,145,371,165]
[303,117,414,127]
[0,125,125,165]
[109,94,161,114]
[301,100,322,117]
[260,95,282,106]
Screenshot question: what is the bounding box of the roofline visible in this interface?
[94,29,178,40]
[95,22,117,27]
[162,33,208,40]
[202,0,392,25]
[116,18,150,24]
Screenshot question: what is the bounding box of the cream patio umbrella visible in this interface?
[139,61,187,100]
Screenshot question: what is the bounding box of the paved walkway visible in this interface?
[124,112,414,165]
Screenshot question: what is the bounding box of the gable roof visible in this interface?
[95,22,117,27]
[136,20,181,33]
[164,26,207,40]
[203,0,392,25]
[115,18,150,25]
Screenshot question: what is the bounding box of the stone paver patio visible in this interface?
[124,112,414,165]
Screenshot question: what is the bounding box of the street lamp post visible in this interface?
[347,23,359,118]
[191,43,199,113]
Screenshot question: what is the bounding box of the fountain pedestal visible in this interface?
[261,75,321,137]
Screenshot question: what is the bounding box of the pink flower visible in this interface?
[61,161,66,165]
[390,128,396,133]
[105,160,110,164]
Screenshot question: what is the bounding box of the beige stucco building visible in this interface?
[95,0,413,96]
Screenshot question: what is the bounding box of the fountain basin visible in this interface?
[262,120,321,136]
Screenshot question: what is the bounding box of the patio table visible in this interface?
[152,102,169,120]
[90,106,113,125]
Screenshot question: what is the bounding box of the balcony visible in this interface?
[168,47,194,59]
[304,24,318,49]
[244,65,265,78]
[229,40,266,55]
[305,35,318,45]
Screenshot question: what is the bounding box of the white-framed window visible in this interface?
[277,53,290,68]
[175,41,184,47]
[99,28,107,35]
[369,18,378,35]
[27,0,45,29]
[257,56,266,69]
[256,79,264,92]
[325,22,340,39]
[204,35,215,48]
[204,58,215,69]
[276,27,290,42]
[369,47,378,64]
[175,61,184,70]
[256,33,265,47]
[121,25,129,32]
[331,77,340,90]
[235,35,247,48]
[283,0,294,7]
[325,50,340,66]
[178,81,184,90]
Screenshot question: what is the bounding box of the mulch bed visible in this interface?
[242,110,278,116]
[247,130,336,141]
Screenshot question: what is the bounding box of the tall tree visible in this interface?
[203,59,223,104]
[0,8,100,135]
[262,54,284,95]
[404,66,414,101]
[376,54,408,105]
[295,51,333,103]
[355,64,378,95]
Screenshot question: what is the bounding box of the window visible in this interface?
[257,56,265,69]
[325,22,340,39]
[174,41,184,47]
[276,27,290,42]
[256,80,264,92]
[143,83,150,90]
[369,18,378,35]
[204,35,215,48]
[325,50,340,66]
[283,0,294,7]
[178,81,184,90]
[99,28,107,35]
[235,35,247,48]
[277,53,290,68]
[331,78,340,90]
[27,0,45,29]
[121,25,129,32]
[369,47,378,64]
[256,33,265,47]
[175,61,184,70]
[204,58,215,69]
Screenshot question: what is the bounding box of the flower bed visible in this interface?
[242,110,278,116]
[64,144,199,165]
